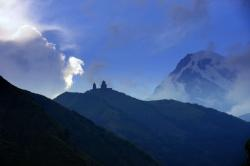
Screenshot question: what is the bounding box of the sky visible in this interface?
[0,0,249,101]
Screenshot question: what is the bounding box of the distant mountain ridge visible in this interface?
[151,50,235,112]
[55,86,250,166]
[0,76,158,166]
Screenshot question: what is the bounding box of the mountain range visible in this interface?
[0,76,158,166]
[55,86,250,166]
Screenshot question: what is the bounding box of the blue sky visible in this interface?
[0,0,249,99]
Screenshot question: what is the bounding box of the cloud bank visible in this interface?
[0,0,84,98]
[0,26,84,97]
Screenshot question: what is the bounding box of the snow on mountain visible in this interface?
[151,50,236,112]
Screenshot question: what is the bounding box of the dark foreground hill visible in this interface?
[0,76,158,166]
[55,87,250,166]
[0,76,93,166]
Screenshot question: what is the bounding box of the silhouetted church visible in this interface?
[101,81,107,89]
[92,81,111,90]
[93,83,97,90]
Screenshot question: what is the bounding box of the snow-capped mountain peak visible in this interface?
[152,50,235,112]
[170,50,234,89]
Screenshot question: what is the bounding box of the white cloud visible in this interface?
[151,78,189,102]
[227,46,250,116]
[0,0,85,98]
[0,26,84,97]
[64,57,84,89]
[0,0,34,41]
[229,100,250,116]
[11,25,43,42]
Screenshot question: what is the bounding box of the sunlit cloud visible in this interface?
[11,25,42,41]
[0,0,85,97]
[0,0,35,40]
[64,57,84,89]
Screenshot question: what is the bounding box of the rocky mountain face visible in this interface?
[55,87,250,166]
[151,50,236,112]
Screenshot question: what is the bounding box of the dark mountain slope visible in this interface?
[55,88,250,166]
[30,92,158,166]
[0,76,158,166]
[0,76,94,166]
